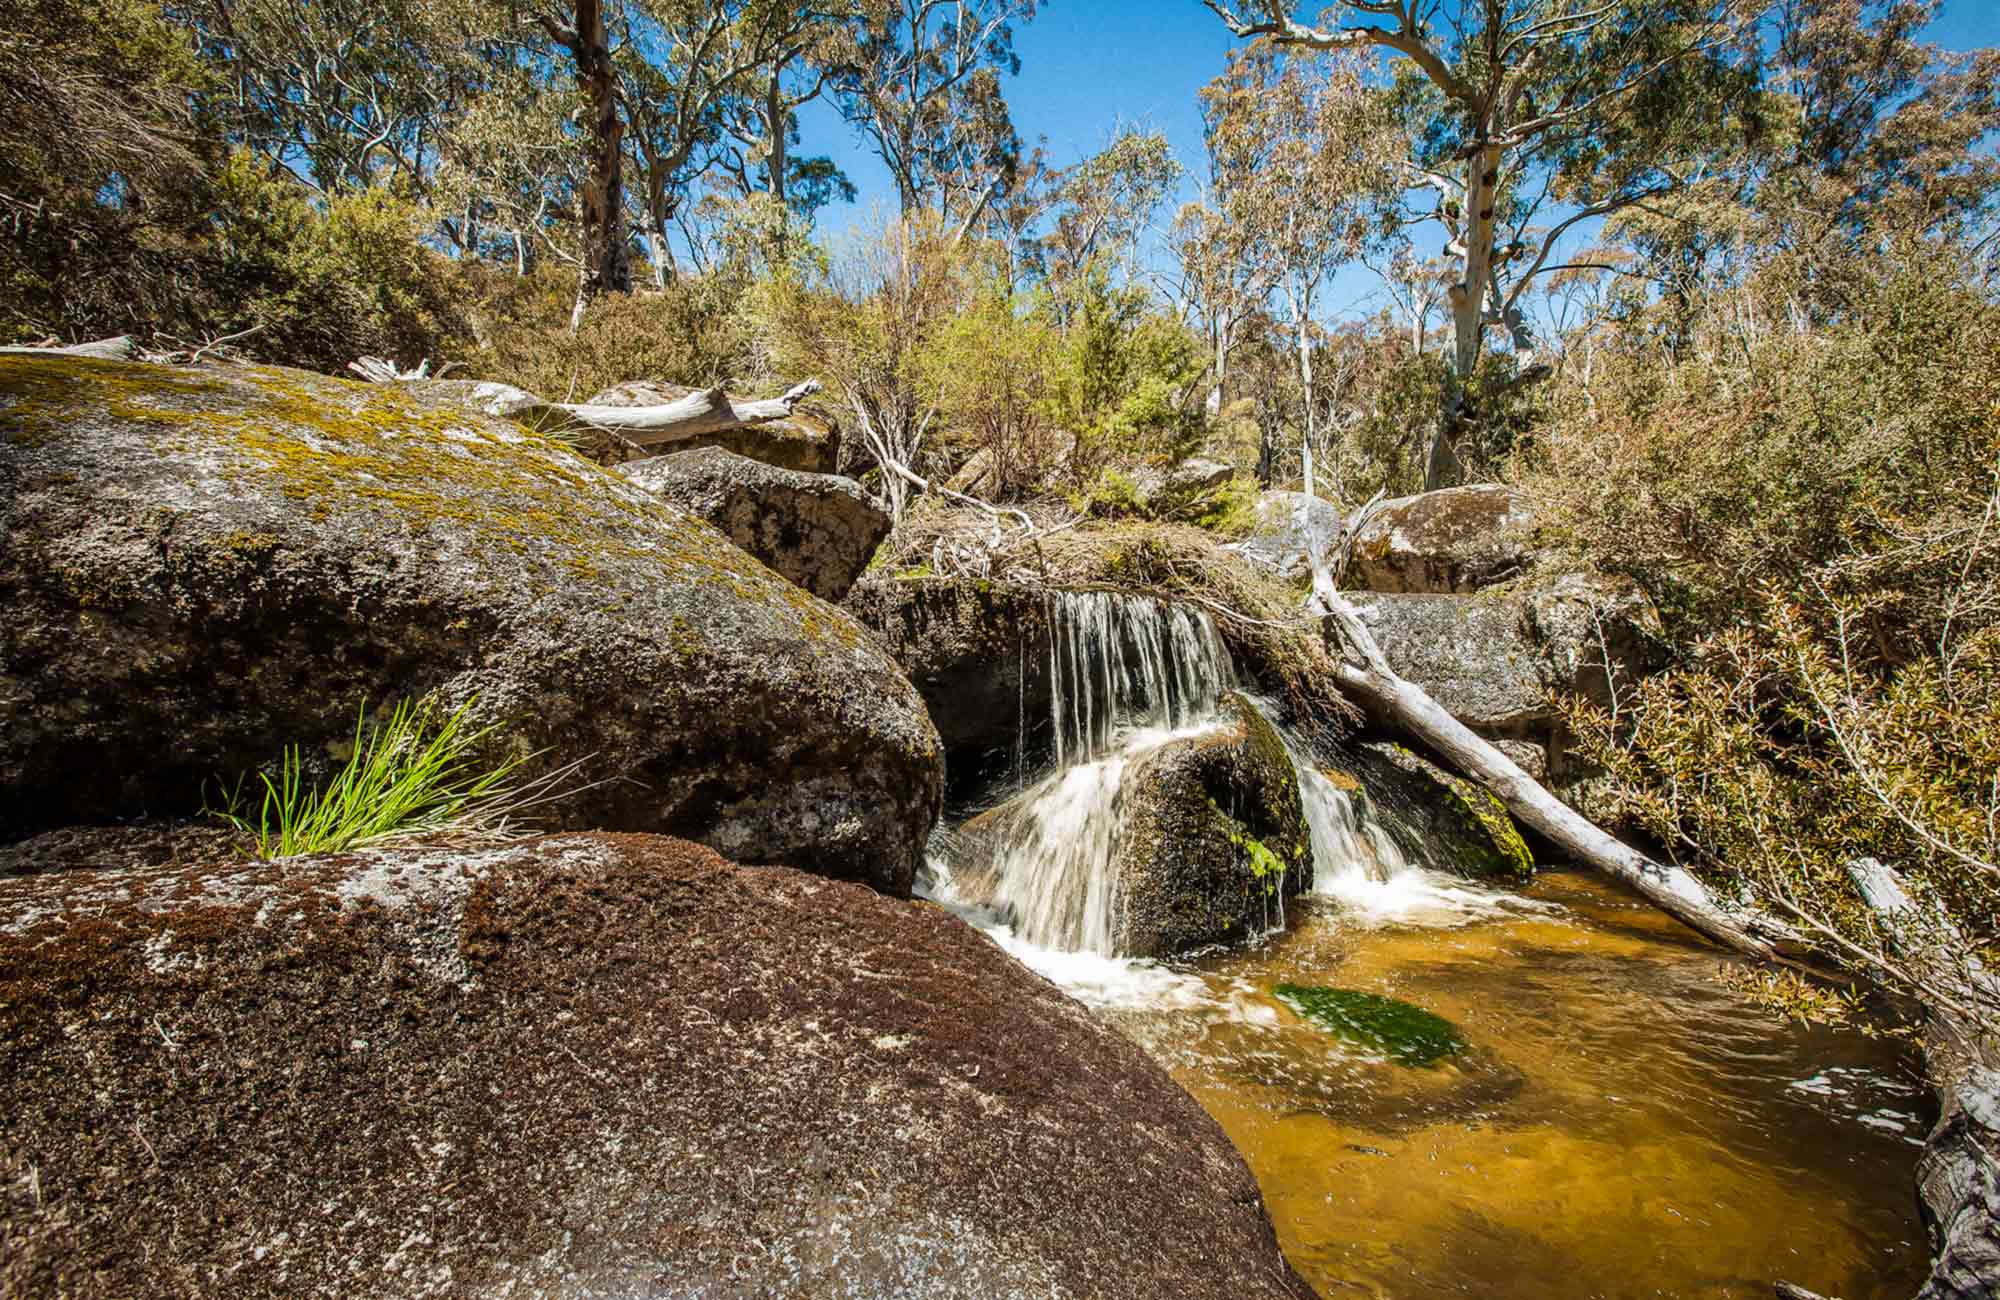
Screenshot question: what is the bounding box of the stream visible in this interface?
[927,590,1933,1299]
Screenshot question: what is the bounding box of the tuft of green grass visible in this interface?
[210,695,562,858]
[1274,983,1468,1067]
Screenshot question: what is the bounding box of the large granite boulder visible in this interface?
[587,378,840,473]
[0,832,1316,1300]
[0,356,939,892]
[1226,490,1347,580]
[847,578,1056,783]
[1344,572,1665,737]
[1350,484,1538,593]
[620,446,889,602]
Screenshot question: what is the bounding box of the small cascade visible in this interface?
[1044,592,1233,767]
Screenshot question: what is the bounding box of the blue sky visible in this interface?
[793,0,2000,320]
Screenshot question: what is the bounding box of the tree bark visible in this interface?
[568,0,629,320]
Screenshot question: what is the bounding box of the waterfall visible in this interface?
[1044,591,1233,767]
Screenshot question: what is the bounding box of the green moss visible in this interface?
[1443,775,1535,881]
[1274,984,1468,1067]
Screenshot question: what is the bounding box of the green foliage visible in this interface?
[1190,475,1259,537]
[209,695,536,858]
[919,278,1062,498]
[204,158,469,372]
[1274,984,1469,1067]
[468,262,755,399]
[1519,241,2000,1016]
[1043,269,1206,480]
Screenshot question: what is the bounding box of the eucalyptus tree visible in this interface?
[1200,40,1395,485]
[1040,128,1184,297]
[177,0,494,195]
[830,0,1040,239]
[1205,0,1762,487]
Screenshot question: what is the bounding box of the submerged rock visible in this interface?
[1273,984,1469,1067]
[0,832,1316,1300]
[1349,484,1538,593]
[1331,741,1533,882]
[0,356,939,892]
[587,378,840,472]
[1117,694,1314,957]
[620,446,889,602]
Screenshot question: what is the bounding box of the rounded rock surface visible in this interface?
[0,831,1317,1300]
[0,356,939,891]
[621,446,889,602]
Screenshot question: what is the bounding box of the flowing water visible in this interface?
[927,591,1931,1299]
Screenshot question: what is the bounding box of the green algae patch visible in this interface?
[1274,983,1468,1067]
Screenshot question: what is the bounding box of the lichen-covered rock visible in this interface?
[1350,484,1538,593]
[1115,693,1313,957]
[620,446,889,602]
[0,356,939,892]
[1344,572,1665,736]
[587,378,839,473]
[0,832,1316,1300]
[1331,740,1534,881]
[1132,456,1235,515]
[1226,490,1346,580]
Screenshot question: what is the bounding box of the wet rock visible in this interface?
[1330,740,1533,881]
[0,356,939,892]
[0,832,1316,1300]
[1350,484,1538,593]
[589,378,840,473]
[1116,693,1314,957]
[620,446,889,602]
[1226,490,1347,580]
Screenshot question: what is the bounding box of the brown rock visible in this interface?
[1351,484,1538,593]
[0,832,1315,1300]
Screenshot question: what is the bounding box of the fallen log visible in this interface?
[544,377,823,446]
[1296,466,1792,960]
[0,335,136,361]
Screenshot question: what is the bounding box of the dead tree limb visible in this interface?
[1844,858,2000,1300]
[545,378,823,446]
[1294,454,1792,959]
[0,335,137,361]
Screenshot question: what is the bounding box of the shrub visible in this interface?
[1519,241,2000,1015]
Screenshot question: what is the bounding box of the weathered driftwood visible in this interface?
[1297,467,1791,960]
[549,378,823,446]
[0,335,137,361]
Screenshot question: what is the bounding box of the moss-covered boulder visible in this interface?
[620,446,889,602]
[0,356,940,892]
[1115,692,1313,957]
[0,832,1316,1300]
[1333,741,1533,882]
